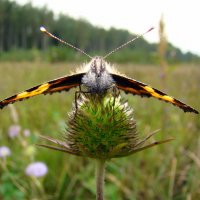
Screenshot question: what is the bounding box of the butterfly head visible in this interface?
[90,56,106,77]
[82,56,113,94]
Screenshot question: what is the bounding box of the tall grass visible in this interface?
[0,61,199,199]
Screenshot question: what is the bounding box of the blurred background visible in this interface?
[0,0,199,199]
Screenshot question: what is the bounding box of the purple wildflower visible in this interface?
[23,129,31,137]
[25,162,48,178]
[0,146,11,158]
[8,125,21,138]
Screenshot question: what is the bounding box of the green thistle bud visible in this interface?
[67,94,137,159]
[38,94,173,159]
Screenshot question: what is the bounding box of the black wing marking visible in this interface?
[111,73,198,114]
[0,73,85,109]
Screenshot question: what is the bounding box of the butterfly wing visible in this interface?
[111,73,198,114]
[0,73,85,109]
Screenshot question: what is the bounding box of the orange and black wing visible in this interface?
[111,74,198,114]
[0,73,85,109]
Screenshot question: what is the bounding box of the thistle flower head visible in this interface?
[0,146,11,158]
[23,129,31,137]
[67,94,137,159]
[25,162,48,178]
[38,94,173,159]
[8,125,21,138]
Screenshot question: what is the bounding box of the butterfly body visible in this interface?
[82,56,114,94]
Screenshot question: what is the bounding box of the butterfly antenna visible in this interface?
[40,26,92,59]
[104,27,154,59]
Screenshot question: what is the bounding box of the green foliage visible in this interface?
[0,48,41,62]
[0,173,25,200]
[45,46,84,63]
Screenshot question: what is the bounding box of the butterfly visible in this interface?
[0,27,198,114]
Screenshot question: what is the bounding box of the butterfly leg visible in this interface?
[111,85,120,119]
[74,86,82,116]
[74,86,91,118]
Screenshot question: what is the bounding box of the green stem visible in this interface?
[0,160,27,193]
[96,159,106,200]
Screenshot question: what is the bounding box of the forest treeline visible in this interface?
[0,0,199,63]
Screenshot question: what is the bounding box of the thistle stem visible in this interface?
[96,159,106,200]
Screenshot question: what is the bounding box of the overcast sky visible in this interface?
[15,0,200,55]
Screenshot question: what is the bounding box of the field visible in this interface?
[0,61,199,200]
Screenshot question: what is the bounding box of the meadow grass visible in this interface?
[0,61,199,199]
